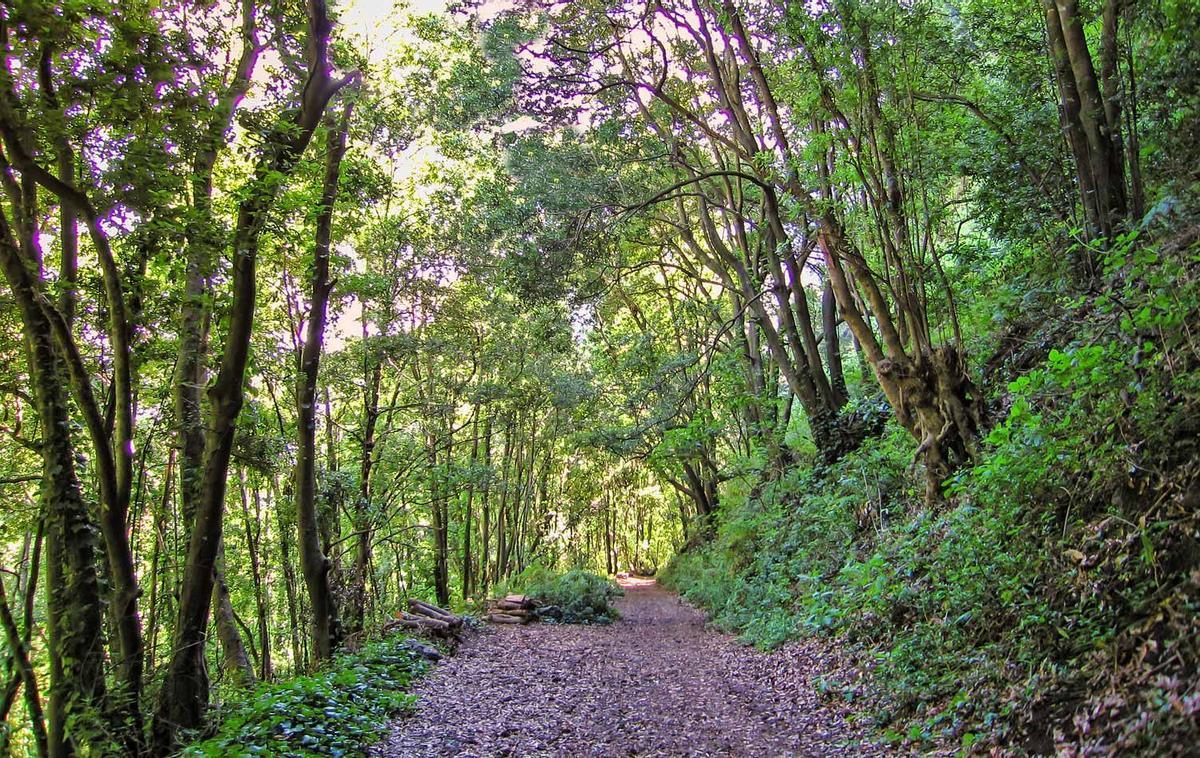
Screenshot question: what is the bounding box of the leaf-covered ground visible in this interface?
[374,578,879,756]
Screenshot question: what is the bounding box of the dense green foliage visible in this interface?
[500,566,625,624]
[184,637,428,757]
[665,230,1200,750]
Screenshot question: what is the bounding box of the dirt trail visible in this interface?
[374,578,874,756]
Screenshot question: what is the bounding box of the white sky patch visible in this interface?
[477,0,519,22]
[324,140,446,351]
[499,114,540,134]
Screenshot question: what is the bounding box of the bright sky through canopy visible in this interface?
[340,0,449,65]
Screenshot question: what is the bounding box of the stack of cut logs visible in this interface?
[486,594,537,624]
[389,598,463,638]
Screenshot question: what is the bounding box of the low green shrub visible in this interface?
[662,422,915,647]
[184,636,429,757]
[502,565,624,623]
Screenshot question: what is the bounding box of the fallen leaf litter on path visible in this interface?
[373,578,886,757]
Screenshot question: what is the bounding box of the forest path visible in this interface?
[374,577,874,756]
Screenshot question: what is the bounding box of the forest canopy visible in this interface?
[0,0,1197,754]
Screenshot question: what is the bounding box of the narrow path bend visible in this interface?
[374,578,874,756]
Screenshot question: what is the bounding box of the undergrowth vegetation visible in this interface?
[497,565,625,624]
[183,637,429,757]
[663,225,1200,753]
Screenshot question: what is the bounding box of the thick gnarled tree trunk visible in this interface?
[820,221,982,502]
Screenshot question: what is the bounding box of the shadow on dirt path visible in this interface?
[373,578,878,756]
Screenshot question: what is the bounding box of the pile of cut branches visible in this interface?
[486,594,542,624]
[387,599,463,638]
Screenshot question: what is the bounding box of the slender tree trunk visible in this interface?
[822,275,848,404]
[603,493,614,575]
[1100,0,1127,202]
[1045,0,1126,242]
[239,471,272,680]
[6,71,146,751]
[1057,0,1126,228]
[272,475,305,675]
[494,419,515,583]
[462,410,479,599]
[480,416,493,593]
[349,357,380,635]
[320,388,341,556]
[146,448,174,675]
[432,416,453,607]
[1120,2,1145,219]
[0,526,45,756]
[296,101,354,662]
[212,539,255,686]
[0,574,47,757]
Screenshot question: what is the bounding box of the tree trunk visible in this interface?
[0,573,47,757]
[0,213,108,756]
[1045,0,1127,242]
[1119,1,1145,219]
[212,538,255,686]
[480,416,493,593]
[272,475,305,675]
[4,71,146,749]
[348,355,381,635]
[430,424,452,607]
[462,410,479,599]
[822,275,847,404]
[821,226,982,503]
[156,6,260,740]
[296,101,354,662]
[494,419,515,583]
[239,471,272,680]
[153,2,350,744]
